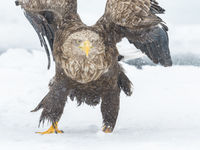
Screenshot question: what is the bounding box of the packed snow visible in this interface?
[0,49,200,150]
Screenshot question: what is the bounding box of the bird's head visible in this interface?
[63,30,105,58]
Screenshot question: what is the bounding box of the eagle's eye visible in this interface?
[72,39,82,45]
[77,39,82,44]
[91,39,98,45]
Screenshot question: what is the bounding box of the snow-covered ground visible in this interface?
[0,49,200,150]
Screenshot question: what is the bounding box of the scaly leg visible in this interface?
[32,71,69,134]
[36,122,63,134]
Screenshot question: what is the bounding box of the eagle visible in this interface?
[16,0,172,134]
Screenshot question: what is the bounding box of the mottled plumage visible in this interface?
[16,0,172,133]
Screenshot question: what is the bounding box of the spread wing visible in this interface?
[15,0,78,69]
[100,0,172,66]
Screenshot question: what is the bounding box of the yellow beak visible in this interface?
[79,40,92,57]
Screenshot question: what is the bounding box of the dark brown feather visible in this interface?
[16,0,78,69]
[101,0,172,66]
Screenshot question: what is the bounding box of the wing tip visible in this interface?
[15,1,19,6]
[163,60,173,67]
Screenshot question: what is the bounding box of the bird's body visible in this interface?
[16,0,172,133]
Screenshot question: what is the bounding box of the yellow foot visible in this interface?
[102,125,113,133]
[36,122,64,135]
